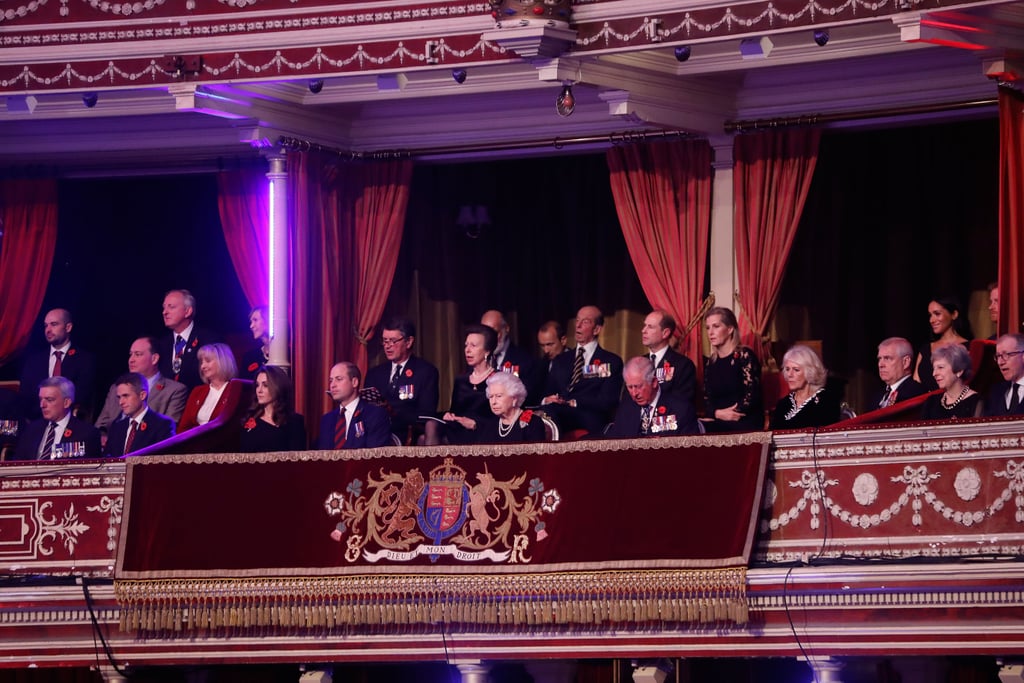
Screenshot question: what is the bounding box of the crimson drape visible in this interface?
[217,168,270,309]
[290,153,412,433]
[733,129,821,364]
[0,179,59,367]
[607,139,712,370]
[998,87,1024,336]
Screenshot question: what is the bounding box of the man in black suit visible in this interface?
[869,337,926,411]
[606,356,698,438]
[642,310,697,406]
[985,333,1024,417]
[364,318,440,444]
[317,362,392,449]
[541,305,624,435]
[18,308,97,421]
[481,309,543,405]
[11,377,101,460]
[158,289,221,390]
[104,373,176,456]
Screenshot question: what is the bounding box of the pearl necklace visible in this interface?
[498,410,521,438]
[940,385,970,410]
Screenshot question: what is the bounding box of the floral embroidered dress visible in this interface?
[703,347,763,432]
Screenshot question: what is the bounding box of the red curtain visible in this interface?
[607,139,712,369]
[998,87,1024,336]
[290,153,412,430]
[0,179,59,367]
[217,168,270,308]
[733,129,821,364]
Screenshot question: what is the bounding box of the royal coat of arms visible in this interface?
[324,458,561,564]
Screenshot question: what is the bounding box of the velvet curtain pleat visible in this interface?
[733,129,821,365]
[217,168,270,309]
[0,178,59,368]
[998,87,1024,336]
[606,138,712,371]
[289,153,412,435]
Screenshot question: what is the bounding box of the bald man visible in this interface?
[481,309,542,405]
[541,305,623,435]
[19,308,97,421]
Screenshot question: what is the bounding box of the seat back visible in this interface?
[969,339,1000,401]
[541,414,560,441]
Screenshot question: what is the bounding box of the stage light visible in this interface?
[308,79,324,94]
[82,92,98,108]
[814,29,830,46]
[452,69,467,84]
[674,45,692,62]
[556,83,575,117]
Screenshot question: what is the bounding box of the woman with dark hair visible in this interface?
[913,297,973,392]
[441,324,498,443]
[477,372,546,444]
[770,344,842,430]
[701,306,763,432]
[241,305,270,380]
[920,343,982,420]
[239,365,307,452]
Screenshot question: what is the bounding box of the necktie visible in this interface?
[567,348,585,392]
[173,335,186,374]
[641,405,653,434]
[1010,384,1021,413]
[333,408,347,449]
[390,364,403,389]
[41,421,57,459]
[880,386,893,409]
[124,420,138,454]
[649,353,657,365]
[52,350,64,377]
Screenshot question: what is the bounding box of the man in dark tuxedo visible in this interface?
[364,318,440,444]
[158,289,221,390]
[18,308,97,421]
[481,309,543,405]
[541,305,624,435]
[642,310,697,406]
[11,377,101,460]
[606,356,698,438]
[104,373,176,456]
[318,362,392,449]
[95,336,188,435]
[869,337,926,411]
[985,334,1024,417]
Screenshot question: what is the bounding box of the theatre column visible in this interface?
[708,135,736,313]
[266,152,290,371]
[455,660,491,683]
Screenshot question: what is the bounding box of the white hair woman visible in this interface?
[476,371,546,444]
[177,343,242,432]
[770,344,841,430]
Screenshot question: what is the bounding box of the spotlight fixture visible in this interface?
[673,45,692,62]
[813,29,830,46]
[308,78,324,94]
[451,68,467,84]
[82,92,98,108]
[555,82,575,117]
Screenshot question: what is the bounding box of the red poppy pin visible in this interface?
[156,383,165,391]
[503,361,512,370]
[68,348,77,356]
[244,417,257,431]
[520,409,533,423]
[657,406,667,415]
[63,428,72,438]
[733,351,741,359]
[139,422,148,432]
[592,359,602,366]
[663,361,671,368]
[248,362,259,372]
[404,369,413,377]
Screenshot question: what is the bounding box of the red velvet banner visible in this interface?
[114,434,769,631]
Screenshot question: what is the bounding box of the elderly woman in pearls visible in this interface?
[920,342,982,420]
[770,344,842,430]
[476,371,546,444]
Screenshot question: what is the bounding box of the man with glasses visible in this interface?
[985,333,1024,417]
[364,317,439,444]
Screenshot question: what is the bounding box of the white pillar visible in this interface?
[98,666,129,683]
[708,134,736,314]
[524,659,578,683]
[265,152,291,371]
[802,656,845,683]
[455,661,491,683]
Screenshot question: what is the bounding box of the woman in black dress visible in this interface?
[239,365,307,452]
[702,307,763,432]
[441,324,497,444]
[913,297,972,392]
[770,344,841,430]
[477,372,546,444]
[920,343,982,420]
